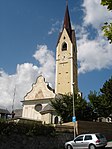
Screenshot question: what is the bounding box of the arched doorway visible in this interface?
[54,116,58,124]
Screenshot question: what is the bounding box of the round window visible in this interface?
[35,104,42,112]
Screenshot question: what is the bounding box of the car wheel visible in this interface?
[89,144,96,149]
[67,145,73,149]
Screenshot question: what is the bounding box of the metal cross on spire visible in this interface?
[66,0,68,6]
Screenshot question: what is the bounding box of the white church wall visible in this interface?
[22,104,42,121]
[42,113,52,124]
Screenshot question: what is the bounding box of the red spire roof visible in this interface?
[63,4,72,35]
[56,2,75,45]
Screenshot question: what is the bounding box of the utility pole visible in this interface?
[12,86,16,118]
[72,82,76,138]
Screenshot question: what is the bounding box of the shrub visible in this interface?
[0,121,55,137]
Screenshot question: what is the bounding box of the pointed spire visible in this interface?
[63,1,72,35]
[66,0,68,6]
[56,1,74,45]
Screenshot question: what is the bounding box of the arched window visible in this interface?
[62,42,67,51]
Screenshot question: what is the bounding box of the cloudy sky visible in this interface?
[0,0,112,111]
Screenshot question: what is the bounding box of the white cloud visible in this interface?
[76,0,112,74]
[0,45,55,111]
[48,28,56,35]
[0,64,39,111]
[33,45,55,86]
[77,31,112,73]
[48,20,61,35]
[82,0,112,28]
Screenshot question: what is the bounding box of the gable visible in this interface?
[57,28,72,47]
[56,29,73,58]
[24,75,55,101]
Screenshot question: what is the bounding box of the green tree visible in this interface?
[101,0,112,43]
[51,93,93,122]
[88,91,98,109]
[88,91,103,119]
[88,76,112,118]
[51,94,73,122]
[101,0,112,11]
[100,76,112,116]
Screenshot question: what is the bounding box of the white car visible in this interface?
[65,133,107,149]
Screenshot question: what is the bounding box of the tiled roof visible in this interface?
[40,104,55,114]
[0,108,10,114]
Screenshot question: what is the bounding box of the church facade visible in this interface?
[22,75,60,124]
[22,3,78,124]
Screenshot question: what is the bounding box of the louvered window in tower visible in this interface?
[62,42,67,51]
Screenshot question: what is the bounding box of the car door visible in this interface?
[83,135,93,148]
[73,135,84,148]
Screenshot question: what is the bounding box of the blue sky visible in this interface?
[0,0,112,110]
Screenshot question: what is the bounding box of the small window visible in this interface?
[75,136,83,141]
[62,42,67,51]
[84,135,92,140]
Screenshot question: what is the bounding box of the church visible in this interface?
[22,2,78,124]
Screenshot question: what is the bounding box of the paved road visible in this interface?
[106,142,112,148]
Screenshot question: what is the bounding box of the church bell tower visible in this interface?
[55,3,78,94]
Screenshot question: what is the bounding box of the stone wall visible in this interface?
[55,121,112,141]
[0,133,73,149]
[77,121,112,141]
